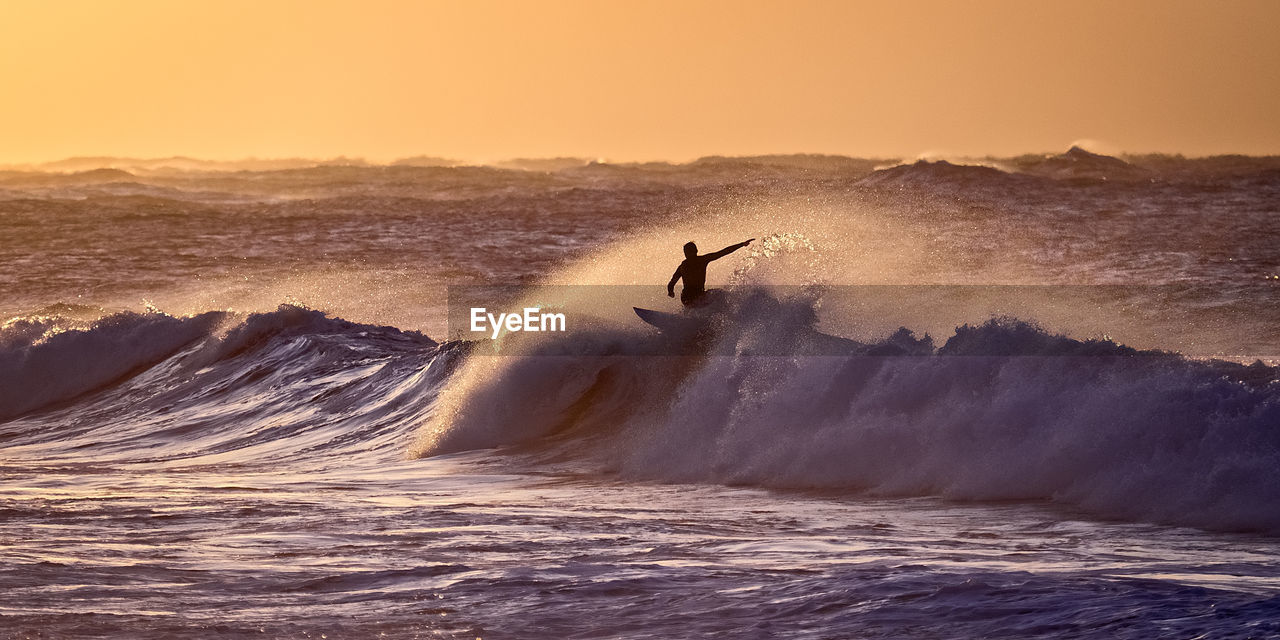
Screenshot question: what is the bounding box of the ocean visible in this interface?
[2,150,1279,638]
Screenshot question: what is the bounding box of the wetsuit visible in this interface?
[668,241,751,306]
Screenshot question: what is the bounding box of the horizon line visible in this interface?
[6,146,1280,173]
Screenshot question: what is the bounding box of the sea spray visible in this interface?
[414,295,1280,533]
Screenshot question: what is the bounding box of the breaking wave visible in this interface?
[3,294,1277,534]
[414,292,1280,534]
[0,305,457,464]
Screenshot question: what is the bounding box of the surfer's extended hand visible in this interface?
[742,238,755,247]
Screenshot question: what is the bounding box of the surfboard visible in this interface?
[633,307,707,335]
[634,306,864,354]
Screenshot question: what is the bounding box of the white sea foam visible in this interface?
[414,290,1280,533]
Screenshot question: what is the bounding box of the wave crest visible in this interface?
[414,298,1280,533]
[0,305,450,464]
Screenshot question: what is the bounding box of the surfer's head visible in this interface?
[683,241,697,258]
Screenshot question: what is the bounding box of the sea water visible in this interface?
[2,153,1279,638]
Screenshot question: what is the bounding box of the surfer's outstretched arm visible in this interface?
[667,265,682,297]
[706,238,754,261]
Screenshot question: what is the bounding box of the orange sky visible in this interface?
[2,0,1278,163]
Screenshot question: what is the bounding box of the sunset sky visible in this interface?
[2,0,1278,164]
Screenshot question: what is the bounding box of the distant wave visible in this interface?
[856,148,1150,188]
[5,150,1278,191]
[1015,146,1151,181]
[414,292,1280,534]
[857,159,1042,190]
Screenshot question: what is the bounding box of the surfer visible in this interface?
[667,239,754,306]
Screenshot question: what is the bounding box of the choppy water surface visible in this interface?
[5,455,1280,638]
[2,152,1279,637]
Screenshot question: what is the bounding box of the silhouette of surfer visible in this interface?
[667,239,754,307]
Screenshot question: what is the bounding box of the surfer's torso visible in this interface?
[669,239,753,306]
[675,256,712,303]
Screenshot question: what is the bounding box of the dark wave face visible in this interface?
[1,306,455,463]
